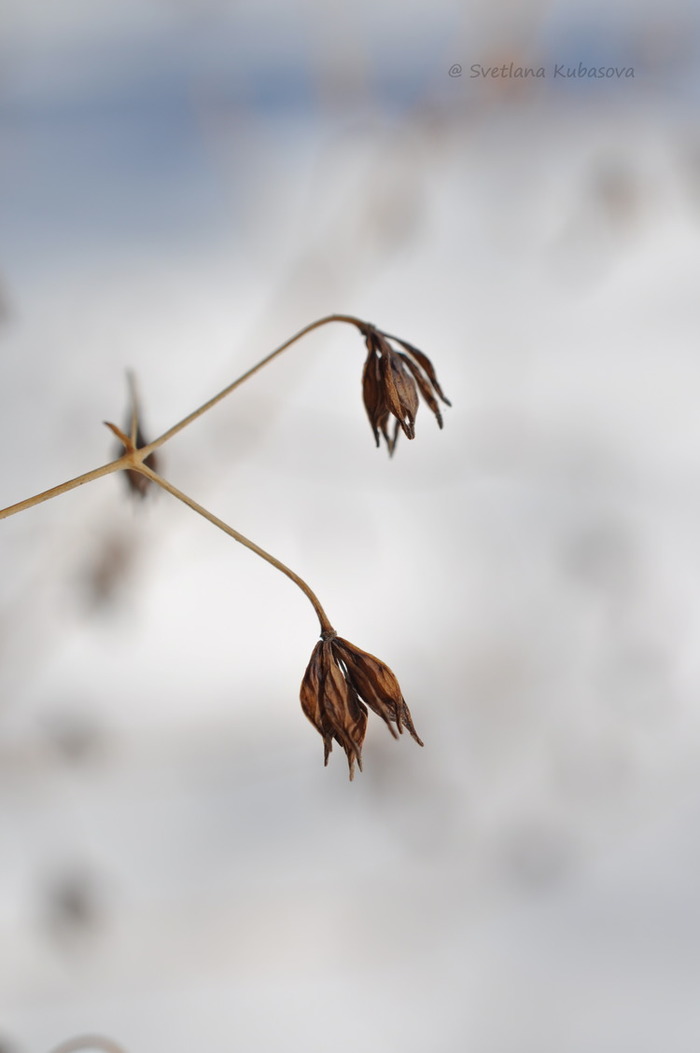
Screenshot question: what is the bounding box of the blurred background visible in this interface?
[1,0,700,1050]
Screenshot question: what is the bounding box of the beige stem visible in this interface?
[48,1036,127,1053]
[136,463,335,635]
[0,457,125,521]
[0,315,367,523]
[140,313,365,455]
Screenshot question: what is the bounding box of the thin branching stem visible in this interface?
[0,457,126,521]
[140,313,365,455]
[127,369,140,446]
[0,314,365,522]
[136,462,335,636]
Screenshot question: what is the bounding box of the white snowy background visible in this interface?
[1,1,700,1050]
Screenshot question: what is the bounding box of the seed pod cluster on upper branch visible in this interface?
[359,323,451,455]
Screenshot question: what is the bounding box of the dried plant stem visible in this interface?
[48,1036,126,1053]
[0,314,365,524]
[136,462,335,636]
[0,457,125,521]
[140,313,364,455]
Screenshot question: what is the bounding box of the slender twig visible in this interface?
[135,462,335,635]
[0,314,365,523]
[0,457,126,521]
[48,1036,126,1053]
[140,313,364,455]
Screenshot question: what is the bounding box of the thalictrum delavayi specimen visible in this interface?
[0,315,448,777]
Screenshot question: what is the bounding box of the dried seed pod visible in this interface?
[360,325,450,455]
[332,636,423,744]
[300,631,422,779]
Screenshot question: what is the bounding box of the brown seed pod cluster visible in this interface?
[300,631,423,779]
[360,324,451,455]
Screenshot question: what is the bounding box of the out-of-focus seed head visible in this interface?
[123,423,159,499]
[117,373,159,498]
